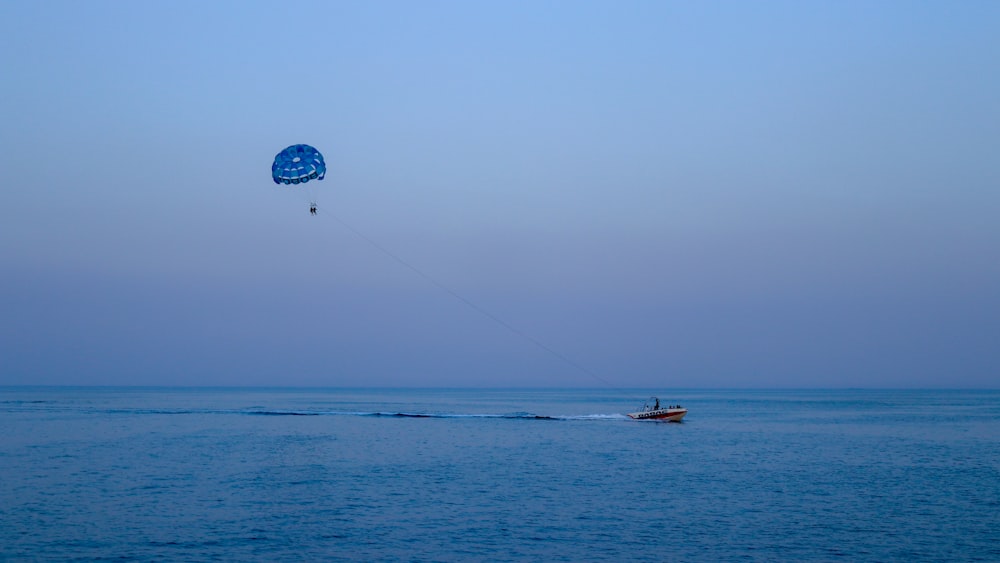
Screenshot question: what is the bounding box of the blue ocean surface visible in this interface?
[1,387,998,561]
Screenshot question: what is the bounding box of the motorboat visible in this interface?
[628,397,687,422]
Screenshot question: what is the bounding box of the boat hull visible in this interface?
[627,408,687,422]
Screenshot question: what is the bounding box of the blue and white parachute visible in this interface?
[272,144,326,185]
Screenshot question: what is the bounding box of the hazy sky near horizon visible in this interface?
[2,1,998,388]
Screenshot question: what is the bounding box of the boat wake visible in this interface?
[4,404,639,422]
[245,410,629,421]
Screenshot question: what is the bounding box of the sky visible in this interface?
[1,1,998,388]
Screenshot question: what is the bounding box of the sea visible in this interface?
[1,387,998,562]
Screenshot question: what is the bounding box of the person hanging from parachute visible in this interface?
[271,144,326,215]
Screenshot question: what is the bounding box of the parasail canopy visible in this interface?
[272,144,326,185]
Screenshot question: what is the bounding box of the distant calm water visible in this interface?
[1,387,998,562]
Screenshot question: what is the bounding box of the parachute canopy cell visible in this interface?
[272,144,326,185]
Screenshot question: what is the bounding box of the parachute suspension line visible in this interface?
[325,211,618,389]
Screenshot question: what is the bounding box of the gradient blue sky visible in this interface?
[2,1,998,388]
